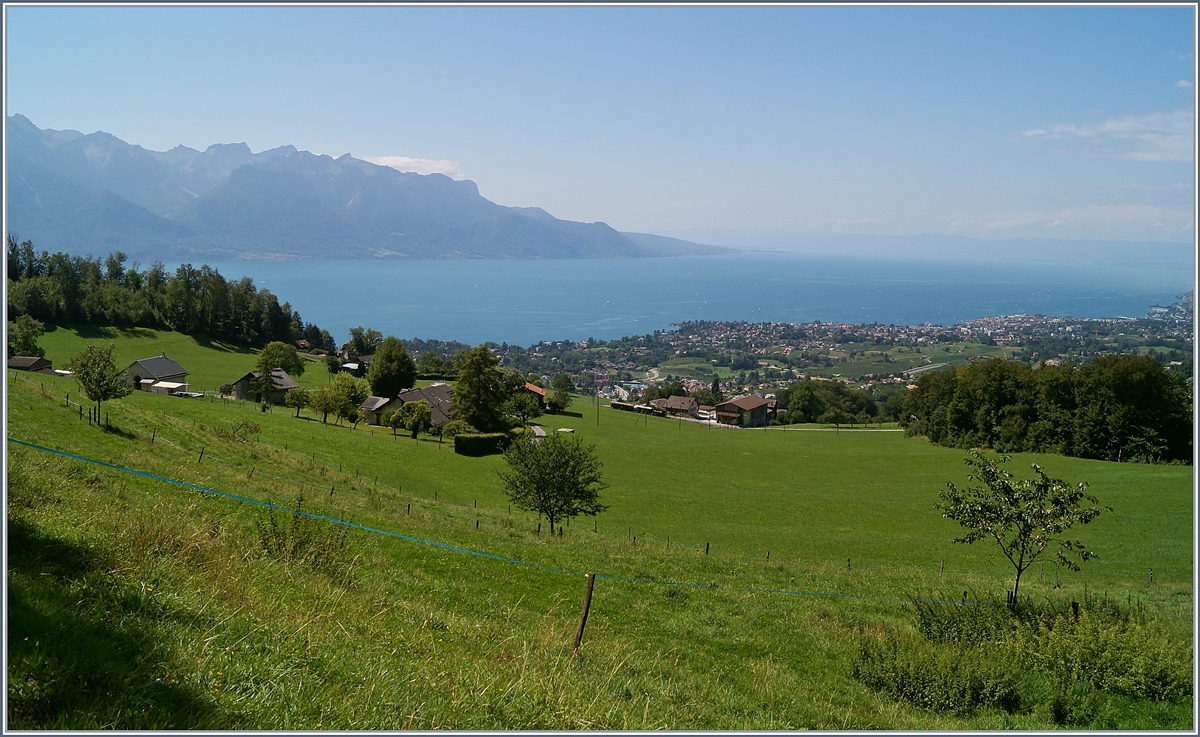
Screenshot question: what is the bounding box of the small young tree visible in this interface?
[8,314,46,357]
[325,353,342,380]
[383,408,404,437]
[498,433,608,535]
[400,400,432,439]
[938,451,1107,602]
[68,343,132,424]
[285,387,310,418]
[309,386,341,424]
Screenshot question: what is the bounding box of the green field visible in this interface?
[6,327,1195,729]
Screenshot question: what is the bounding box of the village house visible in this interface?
[122,354,190,393]
[663,395,699,417]
[231,368,300,404]
[715,394,773,427]
[359,383,455,427]
[8,356,52,373]
[522,382,547,410]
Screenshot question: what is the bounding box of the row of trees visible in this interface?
[903,356,1192,463]
[7,237,335,351]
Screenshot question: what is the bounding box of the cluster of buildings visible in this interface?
[612,392,776,428]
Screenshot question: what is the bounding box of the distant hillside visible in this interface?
[5,114,727,261]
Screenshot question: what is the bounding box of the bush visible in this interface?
[853,633,1023,714]
[454,432,510,457]
[440,419,475,439]
[219,382,235,396]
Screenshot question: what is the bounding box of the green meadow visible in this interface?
[6,327,1195,729]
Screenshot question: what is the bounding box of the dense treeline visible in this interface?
[773,379,908,426]
[6,236,335,351]
[902,356,1192,464]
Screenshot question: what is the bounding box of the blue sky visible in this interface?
[5,5,1195,244]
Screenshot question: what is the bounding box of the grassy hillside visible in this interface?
[6,331,1194,729]
[38,325,330,391]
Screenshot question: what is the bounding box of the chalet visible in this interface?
[360,383,455,427]
[123,354,189,392]
[715,395,772,427]
[232,368,300,404]
[8,356,52,372]
[664,395,699,417]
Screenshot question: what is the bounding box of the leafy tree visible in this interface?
[938,451,1106,601]
[399,400,432,438]
[285,387,310,418]
[689,388,720,407]
[505,391,542,426]
[309,387,341,424]
[548,390,573,413]
[331,372,370,409]
[498,433,608,534]
[450,345,507,432]
[366,336,416,397]
[416,350,446,376]
[7,314,45,357]
[525,373,544,388]
[552,374,574,393]
[348,326,383,356]
[440,418,476,439]
[68,343,132,423]
[256,340,305,377]
[325,353,342,379]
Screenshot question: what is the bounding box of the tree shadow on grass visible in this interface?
[6,517,235,729]
[193,334,256,355]
[55,324,159,341]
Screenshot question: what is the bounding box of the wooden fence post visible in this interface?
[572,573,596,657]
[705,542,709,555]
[198,446,205,462]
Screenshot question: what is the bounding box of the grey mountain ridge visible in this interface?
[5,114,731,261]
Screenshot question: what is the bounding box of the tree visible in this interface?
[366,336,416,397]
[348,326,383,356]
[285,387,310,418]
[257,340,305,377]
[548,390,573,413]
[498,433,608,534]
[450,344,507,432]
[417,350,447,376]
[937,451,1106,602]
[552,374,575,393]
[505,391,542,426]
[400,400,432,438]
[7,314,45,357]
[325,353,342,380]
[68,343,132,423]
[383,408,404,437]
[309,387,341,424]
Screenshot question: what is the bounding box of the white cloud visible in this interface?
[363,155,463,179]
[1177,80,1193,88]
[1018,109,1193,162]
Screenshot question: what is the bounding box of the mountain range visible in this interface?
[5,114,731,261]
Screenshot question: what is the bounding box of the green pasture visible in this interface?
[6,329,1194,729]
[803,341,1008,379]
[38,325,331,392]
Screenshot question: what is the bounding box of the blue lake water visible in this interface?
[189,252,1193,346]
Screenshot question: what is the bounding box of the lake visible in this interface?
[187,252,1193,346]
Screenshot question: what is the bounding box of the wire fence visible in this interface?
[11,372,1195,588]
[7,436,1193,621]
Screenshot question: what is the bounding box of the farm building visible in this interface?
[716,395,773,427]
[123,354,189,392]
[522,382,547,409]
[8,356,52,372]
[231,368,300,404]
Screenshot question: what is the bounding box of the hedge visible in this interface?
[453,432,510,456]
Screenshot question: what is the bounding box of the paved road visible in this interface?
[531,425,547,437]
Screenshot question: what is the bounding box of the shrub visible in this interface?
[454,432,510,457]
[440,419,475,439]
[853,633,1023,714]
[219,382,235,396]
